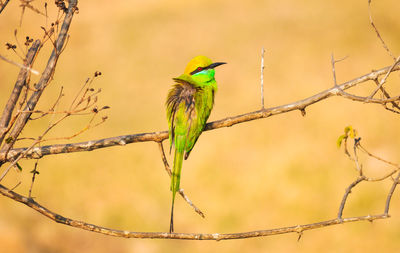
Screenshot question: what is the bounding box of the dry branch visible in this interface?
[0,0,400,241]
[0,0,78,157]
[2,134,398,240]
[0,40,41,146]
[0,183,390,240]
[368,0,396,60]
[1,63,399,163]
[0,0,10,14]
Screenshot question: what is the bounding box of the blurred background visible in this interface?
[1,0,400,252]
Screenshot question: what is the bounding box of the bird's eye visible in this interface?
[190,66,204,75]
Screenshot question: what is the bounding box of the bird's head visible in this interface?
[183,55,226,84]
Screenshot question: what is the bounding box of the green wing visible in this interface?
[166,76,199,232]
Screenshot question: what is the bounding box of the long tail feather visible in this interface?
[169,141,184,233]
[169,200,174,233]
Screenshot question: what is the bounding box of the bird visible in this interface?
[166,55,226,233]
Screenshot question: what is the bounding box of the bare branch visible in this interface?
[359,144,399,168]
[0,183,389,240]
[368,56,400,99]
[337,176,365,220]
[368,0,396,60]
[0,54,40,75]
[371,79,400,113]
[28,160,39,198]
[260,47,265,109]
[0,0,10,14]
[1,0,78,155]
[338,132,400,219]
[0,40,41,146]
[384,172,400,215]
[331,53,348,87]
[2,62,399,163]
[330,54,399,104]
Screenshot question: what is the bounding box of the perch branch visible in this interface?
[2,63,399,163]
[0,183,389,240]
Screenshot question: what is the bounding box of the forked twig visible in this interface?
[368,0,396,60]
[337,176,365,220]
[157,142,205,218]
[368,56,400,99]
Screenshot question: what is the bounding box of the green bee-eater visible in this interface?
[166,55,226,232]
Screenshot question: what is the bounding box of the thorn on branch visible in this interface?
[300,108,306,117]
[331,53,348,88]
[297,231,303,242]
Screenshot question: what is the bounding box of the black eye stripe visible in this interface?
[190,66,210,75]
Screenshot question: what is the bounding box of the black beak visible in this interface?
[207,62,227,69]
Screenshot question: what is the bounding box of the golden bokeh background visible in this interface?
[1,0,400,252]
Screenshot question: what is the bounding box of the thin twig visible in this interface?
[368,0,396,61]
[353,138,362,175]
[1,0,78,155]
[359,144,399,168]
[331,53,348,87]
[372,79,400,112]
[384,172,400,215]
[368,56,400,99]
[0,139,39,181]
[0,54,39,75]
[157,142,205,218]
[29,86,64,120]
[28,160,39,198]
[337,176,365,220]
[260,47,265,109]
